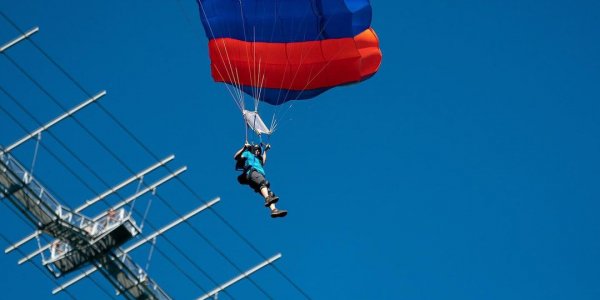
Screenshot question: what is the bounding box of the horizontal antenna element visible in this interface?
[0,26,39,53]
[4,90,107,153]
[197,253,283,300]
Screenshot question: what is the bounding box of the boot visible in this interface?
[270,208,288,218]
[264,194,279,207]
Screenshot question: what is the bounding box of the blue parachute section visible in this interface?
[238,85,330,105]
[197,0,373,42]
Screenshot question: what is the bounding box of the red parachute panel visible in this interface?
[208,28,382,92]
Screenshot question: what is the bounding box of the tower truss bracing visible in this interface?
[1,17,286,300]
[1,150,170,299]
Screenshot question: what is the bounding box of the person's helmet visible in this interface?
[250,144,262,154]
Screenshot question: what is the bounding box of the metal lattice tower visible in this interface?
[1,24,281,300]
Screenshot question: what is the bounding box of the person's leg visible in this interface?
[251,174,277,204]
[262,185,286,218]
[262,187,286,217]
[248,171,265,196]
[260,184,286,217]
[250,171,286,218]
[259,186,270,199]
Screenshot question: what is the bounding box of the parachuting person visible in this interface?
[197,0,382,217]
[234,143,288,218]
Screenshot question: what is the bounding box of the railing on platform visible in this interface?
[0,151,95,231]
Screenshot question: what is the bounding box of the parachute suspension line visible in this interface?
[211,55,242,111]
[273,62,291,107]
[257,63,266,109]
[238,1,256,103]
[269,113,279,135]
[258,131,273,146]
[272,11,313,103]
[203,12,240,103]
[202,46,241,108]
[275,46,346,131]
[254,57,263,112]
[248,21,268,132]
[215,41,243,110]
[272,16,337,132]
[197,0,238,88]
[234,65,245,110]
[270,62,291,133]
[230,66,244,112]
[256,70,275,134]
[219,39,242,105]
[218,12,245,105]
[224,41,244,111]
[270,13,322,130]
[197,1,246,112]
[297,44,350,98]
[199,1,275,138]
[223,29,244,105]
[275,45,349,133]
[244,23,272,138]
[278,13,326,103]
[252,28,259,110]
[262,7,280,133]
[244,123,249,144]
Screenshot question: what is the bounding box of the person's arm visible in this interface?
[261,145,268,165]
[234,143,250,159]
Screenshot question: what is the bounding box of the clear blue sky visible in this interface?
[1,1,600,299]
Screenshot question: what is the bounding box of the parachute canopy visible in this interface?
[197,0,382,105]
